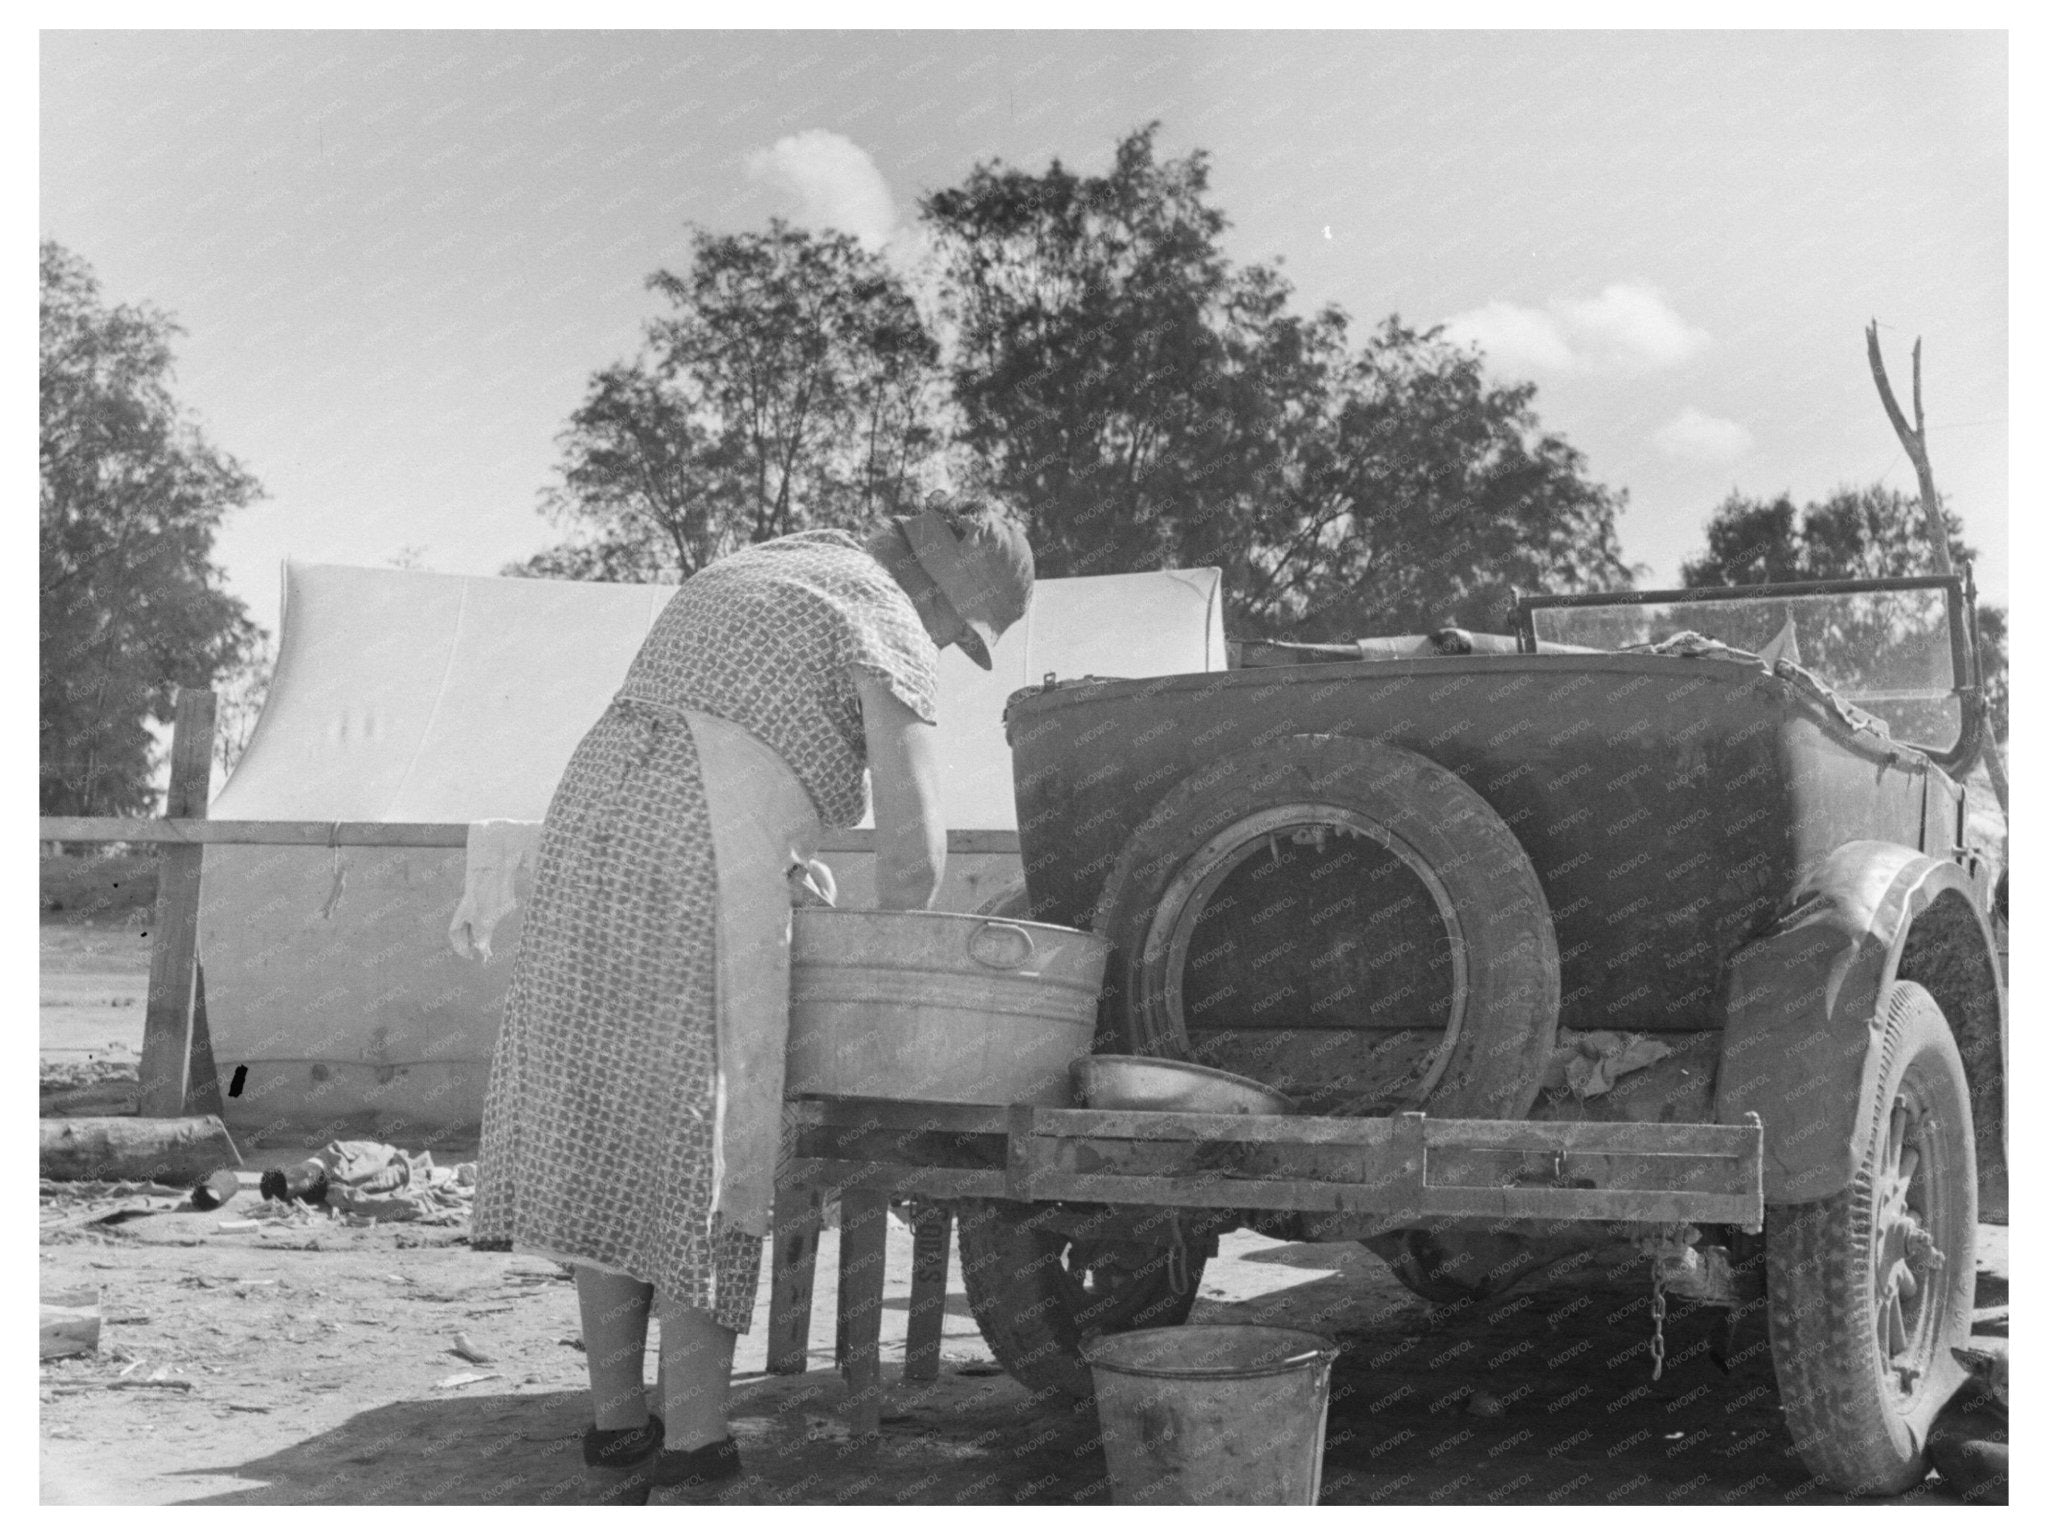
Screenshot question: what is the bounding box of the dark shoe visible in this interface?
[645,1436,742,1504]
[581,1415,665,1505]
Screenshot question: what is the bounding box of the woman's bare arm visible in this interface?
[853,668,946,910]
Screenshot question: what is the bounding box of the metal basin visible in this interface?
[787,908,1108,1105]
[1073,1055,1297,1115]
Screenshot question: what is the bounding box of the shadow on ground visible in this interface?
[155,1258,1835,1505]
[46,1227,1999,1505]
[166,1369,1105,1506]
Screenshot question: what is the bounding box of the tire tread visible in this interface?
[1764,982,1975,1494]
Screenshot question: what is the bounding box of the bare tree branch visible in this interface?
[1864,320,1951,576]
[1865,320,2005,814]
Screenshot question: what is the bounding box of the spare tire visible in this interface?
[1091,734,1559,1121]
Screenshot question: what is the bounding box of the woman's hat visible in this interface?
[896,508,1034,670]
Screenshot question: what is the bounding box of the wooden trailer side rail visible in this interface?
[781,1097,1765,1229]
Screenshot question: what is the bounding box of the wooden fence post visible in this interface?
[137,690,217,1119]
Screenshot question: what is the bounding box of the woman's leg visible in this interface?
[656,1294,737,1451]
[576,1268,654,1430]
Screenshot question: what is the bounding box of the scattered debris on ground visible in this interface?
[38,1202,2010,1506]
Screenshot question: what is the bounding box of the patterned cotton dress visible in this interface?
[473,531,939,1330]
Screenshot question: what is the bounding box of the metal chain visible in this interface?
[1649,1267,1668,1382]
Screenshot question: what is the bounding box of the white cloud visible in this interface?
[1442,301,1575,373]
[1654,407,1754,465]
[1443,283,1709,376]
[1558,285,1711,371]
[745,130,897,251]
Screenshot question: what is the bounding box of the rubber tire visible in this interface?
[1764,981,1977,1495]
[954,1198,1205,1401]
[1091,734,1560,1120]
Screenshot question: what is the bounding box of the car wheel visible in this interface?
[1091,734,1559,1119]
[954,1198,1205,1401]
[1764,981,1977,1494]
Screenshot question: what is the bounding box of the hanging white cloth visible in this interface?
[448,820,544,961]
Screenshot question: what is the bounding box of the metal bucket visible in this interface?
[786,908,1108,1104]
[1082,1324,1340,1504]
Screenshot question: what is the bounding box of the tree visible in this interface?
[511,222,944,581]
[1976,604,2009,748]
[1682,483,1979,587]
[1237,319,1636,638]
[40,241,262,816]
[922,125,1634,634]
[211,634,273,784]
[1682,483,2007,740]
[923,125,1312,584]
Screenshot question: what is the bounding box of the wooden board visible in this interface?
[786,1095,1013,1135]
[779,1100,1765,1229]
[904,1204,952,1382]
[780,1160,1010,1199]
[1030,1107,1397,1145]
[835,1190,889,1437]
[766,1189,822,1376]
[41,818,1020,855]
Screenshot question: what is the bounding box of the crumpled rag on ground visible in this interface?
[310,1139,477,1223]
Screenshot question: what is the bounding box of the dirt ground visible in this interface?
[38,920,150,1067]
[41,918,2008,1506]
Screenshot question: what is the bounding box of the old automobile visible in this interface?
[955,572,2004,1496]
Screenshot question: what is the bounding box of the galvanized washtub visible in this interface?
[785,909,1109,1105]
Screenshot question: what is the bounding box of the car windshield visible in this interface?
[1528,586,1961,752]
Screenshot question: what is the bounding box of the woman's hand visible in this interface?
[788,858,837,908]
[852,669,946,910]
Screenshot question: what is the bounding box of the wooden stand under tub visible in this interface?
[767,1093,1765,1437]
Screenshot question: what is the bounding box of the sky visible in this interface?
[39,29,2011,648]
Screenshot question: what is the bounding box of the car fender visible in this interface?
[1715,840,1998,1204]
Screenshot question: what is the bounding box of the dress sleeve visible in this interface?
[840,585,940,726]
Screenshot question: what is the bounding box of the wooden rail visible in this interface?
[782,1096,1767,1230]
[41,817,1021,855]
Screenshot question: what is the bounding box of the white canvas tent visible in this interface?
[201,560,1226,1143]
